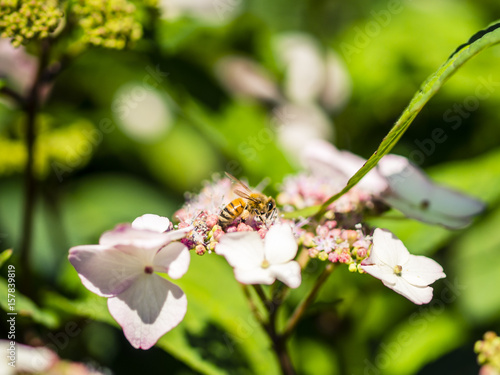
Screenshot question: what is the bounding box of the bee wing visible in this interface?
[225,172,254,194]
[234,187,258,202]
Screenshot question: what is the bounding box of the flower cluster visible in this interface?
[67,137,485,350]
[174,174,274,255]
[71,0,143,49]
[0,0,63,47]
[302,221,371,273]
[476,332,500,375]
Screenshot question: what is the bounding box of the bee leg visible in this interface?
[241,209,250,221]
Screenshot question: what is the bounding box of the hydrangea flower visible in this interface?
[216,223,301,288]
[361,228,446,305]
[69,214,191,349]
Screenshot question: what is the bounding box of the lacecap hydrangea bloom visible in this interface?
[69,214,192,349]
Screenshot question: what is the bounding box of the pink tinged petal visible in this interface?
[371,228,410,268]
[379,154,485,228]
[269,261,302,288]
[386,277,435,305]
[402,255,446,287]
[302,139,387,194]
[215,232,265,269]
[68,245,147,297]
[233,267,276,285]
[99,225,192,248]
[132,214,171,232]
[264,224,298,265]
[154,242,190,279]
[361,263,398,286]
[108,275,187,350]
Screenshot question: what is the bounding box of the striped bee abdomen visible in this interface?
[218,198,246,225]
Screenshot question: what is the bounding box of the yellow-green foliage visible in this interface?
[0,117,97,178]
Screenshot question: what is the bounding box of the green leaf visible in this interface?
[0,249,12,268]
[451,206,500,321]
[381,311,467,375]
[317,21,500,217]
[0,277,59,328]
[172,253,280,375]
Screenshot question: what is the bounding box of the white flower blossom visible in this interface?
[216,223,302,288]
[361,228,446,305]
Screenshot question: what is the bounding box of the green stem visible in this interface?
[282,263,335,339]
[19,40,50,293]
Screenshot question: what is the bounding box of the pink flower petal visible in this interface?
[269,261,302,288]
[385,278,434,305]
[215,232,264,269]
[402,255,446,287]
[264,224,298,265]
[108,274,187,350]
[68,245,148,297]
[302,139,388,194]
[153,242,190,279]
[233,267,275,285]
[132,214,171,232]
[99,225,191,248]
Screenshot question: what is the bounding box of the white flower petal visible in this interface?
[132,214,171,233]
[108,275,187,350]
[264,224,298,265]
[0,340,58,374]
[233,267,276,285]
[320,51,352,112]
[402,255,446,287]
[361,263,398,286]
[154,242,190,279]
[269,261,302,288]
[215,56,281,102]
[274,33,325,103]
[386,278,434,305]
[372,228,410,268]
[215,232,265,269]
[68,244,147,297]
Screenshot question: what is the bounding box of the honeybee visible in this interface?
[219,172,277,227]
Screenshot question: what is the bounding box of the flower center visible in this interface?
[393,265,403,276]
[144,266,154,274]
[261,259,270,269]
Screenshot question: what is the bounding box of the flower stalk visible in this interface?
[19,40,51,294]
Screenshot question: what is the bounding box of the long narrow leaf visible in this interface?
[315,21,500,217]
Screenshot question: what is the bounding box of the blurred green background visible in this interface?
[1,0,500,374]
